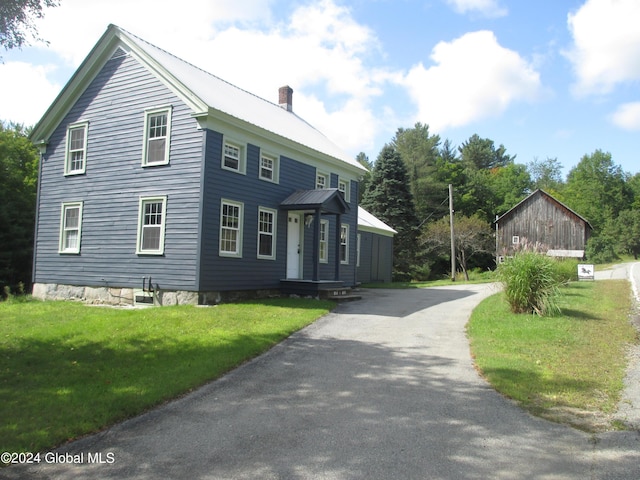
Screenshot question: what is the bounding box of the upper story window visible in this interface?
[136,196,167,255]
[222,140,246,174]
[65,122,88,175]
[260,153,279,183]
[142,107,172,166]
[338,179,350,202]
[316,172,328,189]
[59,202,83,254]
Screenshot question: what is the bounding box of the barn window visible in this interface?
[512,235,520,245]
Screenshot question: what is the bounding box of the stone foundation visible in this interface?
[31,283,282,306]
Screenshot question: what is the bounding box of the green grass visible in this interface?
[467,280,638,431]
[0,298,333,453]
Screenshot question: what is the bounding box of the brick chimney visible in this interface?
[279,85,293,112]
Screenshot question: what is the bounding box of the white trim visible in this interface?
[59,202,83,254]
[257,207,277,260]
[136,196,167,255]
[338,178,350,203]
[222,138,246,174]
[340,223,349,265]
[316,170,329,189]
[319,219,329,264]
[142,106,172,166]
[219,199,244,257]
[64,121,89,175]
[259,152,279,183]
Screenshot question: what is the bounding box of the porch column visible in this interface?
[312,209,321,281]
[334,213,341,281]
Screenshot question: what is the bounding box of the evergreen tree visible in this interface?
[361,144,419,281]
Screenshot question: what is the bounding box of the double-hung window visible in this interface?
[340,224,349,264]
[143,107,172,166]
[220,200,243,257]
[137,196,167,254]
[338,179,350,202]
[319,220,329,263]
[316,172,328,189]
[222,141,246,174]
[65,122,88,175]
[257,207,276,259]
[260,153,278,182]
[59,202,83,253]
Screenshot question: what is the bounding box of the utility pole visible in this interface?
[449,184,456,282]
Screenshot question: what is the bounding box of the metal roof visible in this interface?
[280,189,349,214]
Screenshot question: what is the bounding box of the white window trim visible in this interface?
[58,202,83,254]
[316,171,329,189]
[64,121,89,175]
[142,106,172,167]
[257,207,277,260]
[259,152,279,183]
[340,223,349,265]
[219,199,244,258]
[512,235,520,245]
[319,219,329,264]
[136,196,168,255]
[338,178,350,203]
[222,139,246,174]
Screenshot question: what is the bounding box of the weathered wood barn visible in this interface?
[495,189,593,261]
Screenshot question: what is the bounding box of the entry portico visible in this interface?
[280,188,349,294]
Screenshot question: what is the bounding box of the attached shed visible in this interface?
[495,189,593,261]
[357,207,397,283]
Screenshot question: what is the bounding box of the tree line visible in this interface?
[360,123,640,281]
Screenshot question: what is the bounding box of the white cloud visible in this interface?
[445,0,507,18]
[566,0,640,96]
[35,0,275,66]
[28,0,386,154]
[401,31,541,132]
[0,62,61,125]
[610,102,640,130]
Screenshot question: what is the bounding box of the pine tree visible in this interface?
[361,144,419,281]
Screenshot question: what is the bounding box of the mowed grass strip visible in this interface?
[0,298,333,453]
[467,280,638,432]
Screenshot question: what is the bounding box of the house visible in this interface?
[356,207,396,283]
[29,24,389,305]
[495,189,593,261]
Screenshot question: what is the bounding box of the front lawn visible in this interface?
[0,298,333,453]
[467,280,638,432]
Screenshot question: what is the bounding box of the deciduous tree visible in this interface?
[0,123,38,296]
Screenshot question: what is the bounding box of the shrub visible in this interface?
[497,252,561,316]
[554,258,579,284]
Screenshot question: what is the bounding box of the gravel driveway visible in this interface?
[2,283,639,480]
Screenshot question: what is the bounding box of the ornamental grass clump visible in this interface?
[497,252,561,316]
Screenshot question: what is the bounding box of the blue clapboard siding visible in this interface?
[34,52,204,291]
[199,130,315,291]
[198,129,361,291]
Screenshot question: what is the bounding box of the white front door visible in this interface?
[287,213,302,278]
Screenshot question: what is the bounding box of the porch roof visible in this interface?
[280,188,349,215]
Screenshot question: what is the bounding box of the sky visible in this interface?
[1,0,639,177]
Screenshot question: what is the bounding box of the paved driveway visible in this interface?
[3,284,640,480]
